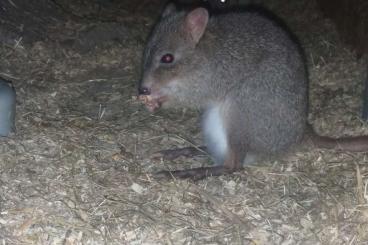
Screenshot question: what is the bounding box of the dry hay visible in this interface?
[0,0,368,244]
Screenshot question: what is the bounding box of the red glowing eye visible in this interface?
[160,53,174,63]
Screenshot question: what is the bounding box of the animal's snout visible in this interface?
[138,86,151,95]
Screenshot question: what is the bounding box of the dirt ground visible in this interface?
[0,0,368,244]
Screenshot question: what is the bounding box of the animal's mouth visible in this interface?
[138,94,167,112]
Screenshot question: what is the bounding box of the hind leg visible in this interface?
[155,105,245,180]
[155,143,245,180]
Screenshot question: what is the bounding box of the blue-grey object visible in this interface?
[0,78,16,136]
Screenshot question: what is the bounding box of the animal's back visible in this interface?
[201,11,308,154]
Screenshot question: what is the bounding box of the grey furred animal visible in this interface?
[138,4,368,179]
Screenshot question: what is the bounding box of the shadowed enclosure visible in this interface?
[0,0,368,244]
[318,0,368,57]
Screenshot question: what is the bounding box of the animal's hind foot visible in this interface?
[155,166,237,180]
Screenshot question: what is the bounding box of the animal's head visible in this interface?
[139,4,209,111]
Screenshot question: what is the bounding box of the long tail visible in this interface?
[304,124,368,152]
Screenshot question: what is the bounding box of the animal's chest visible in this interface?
[202,105,228,164]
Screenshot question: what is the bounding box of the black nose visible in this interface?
[138,86,151,95]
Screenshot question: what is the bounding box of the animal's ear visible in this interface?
[183,8,209,44]
[162,3,177,18]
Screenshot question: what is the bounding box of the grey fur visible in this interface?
[140,6,308,164]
